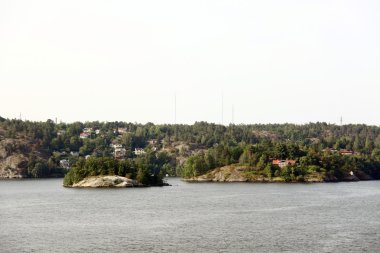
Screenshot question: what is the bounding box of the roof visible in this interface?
[272,159,296,165]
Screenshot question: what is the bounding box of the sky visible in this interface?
[1,0,379,125]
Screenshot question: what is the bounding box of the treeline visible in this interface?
[2,119,380,154]
[2,117,380,179]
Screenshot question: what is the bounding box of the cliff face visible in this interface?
[0,136,46,178]
[0,138,29,178]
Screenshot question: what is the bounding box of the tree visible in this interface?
[275,143,287,159]
[136,167,149,185]
[365,136,374,154]
[30,161,49,178]
[70,136,81,151]
[353,135,361,152]
[256,155,268,170]
[375,135,380,149]
[264,164,274,178]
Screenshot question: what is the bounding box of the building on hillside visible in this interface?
[148,139,158,145]
[272,159,297,168]
[79,132,90,139]
[70,151,79,157]
[114,147,126,159]
[133,148,146,156]
[83,128,93,133]
[339,149,354,155]
[110,144,123,149]
[59,159,70,170]
[113,128,128,134]
[118,128,128,134]
[322,148,338,153]
[57,130,66,136]
[110,144,126,159]
[323,148,354,155]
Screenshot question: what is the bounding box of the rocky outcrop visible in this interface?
[184,165,257,182]
[342,174,360,182]
[0,154,29,178]
[355,171,373,180]
[0,139,30,178]
[71,175,143,188]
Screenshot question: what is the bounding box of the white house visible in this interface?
[57,130,66,136]
[133,148,146,156]
[59,160,70,170]
[114,147,126,159]
[83,128,93,133]
[272,159,296,168]
[70,151,79,157]
[110,144,123,149]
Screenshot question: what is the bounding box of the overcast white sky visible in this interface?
[1,0,379,125]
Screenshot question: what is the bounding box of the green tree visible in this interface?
[30,162,49,178]
[264,164,274,178]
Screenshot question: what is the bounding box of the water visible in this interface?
[1,178,380,253]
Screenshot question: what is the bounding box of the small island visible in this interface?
[183,164,361,183]
[181,142,378,183]
[63,157,168,188]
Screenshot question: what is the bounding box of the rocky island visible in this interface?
[183,164,366,183]
[63,156,168,188]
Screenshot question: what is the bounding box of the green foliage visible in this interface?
[63,156,165,186]
[29,162,49,178]
[2,118,380,180]
[264,164,275,178]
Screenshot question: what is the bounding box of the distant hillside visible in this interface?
[1,118,380,180]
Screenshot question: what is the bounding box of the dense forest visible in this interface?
[1,116,380,182]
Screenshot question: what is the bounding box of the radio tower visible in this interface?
[221,92,224,125]
[174,93,177,125]
[232,105,234,124]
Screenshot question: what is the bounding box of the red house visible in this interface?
[272,159,296,168]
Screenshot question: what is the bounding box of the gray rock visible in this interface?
[71,175,142,188]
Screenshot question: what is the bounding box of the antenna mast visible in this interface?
[232,105,234,124]
[221,92,224,125]
[174,93,177,125]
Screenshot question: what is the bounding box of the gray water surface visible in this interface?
[1,178,379,253]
